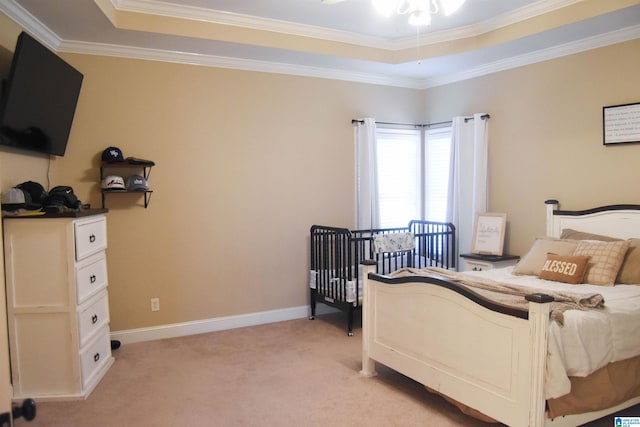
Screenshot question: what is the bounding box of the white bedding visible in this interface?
[464,266,640,399]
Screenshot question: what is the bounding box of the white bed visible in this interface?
[360,200,640,426]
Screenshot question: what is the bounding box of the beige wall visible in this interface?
[422,39,640,256]
[1,10,639,332]
[0,12,422,331]
[69,58,420,330]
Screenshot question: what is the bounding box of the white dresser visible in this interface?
[3,211,114,401]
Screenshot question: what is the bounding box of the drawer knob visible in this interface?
[89,234,96,243]
[94,352,100,363]
[90,275,97,284]
[91,314,98,324]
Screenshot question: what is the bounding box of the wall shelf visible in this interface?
[100,162,154,208]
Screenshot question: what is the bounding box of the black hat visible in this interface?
[102,146,124,163]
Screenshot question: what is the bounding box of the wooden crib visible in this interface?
[309,220,456,335]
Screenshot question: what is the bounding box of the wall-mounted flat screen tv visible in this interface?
[0,31,83,157]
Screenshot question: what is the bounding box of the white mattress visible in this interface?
[464,266,640,399]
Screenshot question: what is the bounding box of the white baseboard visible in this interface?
[110,304,339,345]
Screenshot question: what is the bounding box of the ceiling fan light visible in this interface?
[440,0,465,16]
[408,9,431,26]
[372,0,399,17]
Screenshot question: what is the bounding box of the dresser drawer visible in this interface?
[78,292,110,347]
[463,259,492,271]
[75,216,107,261]
[76,253,108,304]
[80,327,111,389]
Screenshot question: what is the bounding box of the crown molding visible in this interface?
[392,0,584,50]
[472,0,584,35]
[113,0,584,52]
[421,24,640,89]
[2,0,639,90]
[58,39,426,89]
[0,0,62,50]
[58,24,640,90]
[113,0,390,50]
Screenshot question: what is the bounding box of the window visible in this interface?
[424,128,452,222]
[375,126,452,228]
[375,128,421,228]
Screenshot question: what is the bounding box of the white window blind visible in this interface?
[375,128,421,228]
[373,126,452,228]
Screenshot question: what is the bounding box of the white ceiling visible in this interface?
[1,0,639,88]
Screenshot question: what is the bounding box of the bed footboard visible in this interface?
[360,263,552,427]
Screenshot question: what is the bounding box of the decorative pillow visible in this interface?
[617,238,640,285]
[573,240,631,286]
[538,253,591,284]
[560,228,620,242]
[513,238,579,276]
[373,232,415,253]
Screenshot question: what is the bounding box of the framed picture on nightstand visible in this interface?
[471,212,506,256]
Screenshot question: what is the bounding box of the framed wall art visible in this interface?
[471,212,506,256]
[603,102,640,145]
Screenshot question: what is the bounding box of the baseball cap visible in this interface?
[2,186,46,211]
[102,175,126,191]
[126,175,149,191]
[2,188,26,211]
[17,181,48,209]
[102,146,125,163]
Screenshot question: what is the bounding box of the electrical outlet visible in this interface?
[151,298,160,312]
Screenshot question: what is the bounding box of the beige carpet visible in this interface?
[21,314,639,427]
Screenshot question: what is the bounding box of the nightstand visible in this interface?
[460,253,520,272]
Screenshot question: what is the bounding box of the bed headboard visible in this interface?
[546,200,640,240]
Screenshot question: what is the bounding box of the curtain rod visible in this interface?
[351,114,490,128]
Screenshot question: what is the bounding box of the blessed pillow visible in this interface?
[538,253,591,284]
[560,229,620,242]
[617,238,640,284]
[573,240,631,286]
[513,238,579,276]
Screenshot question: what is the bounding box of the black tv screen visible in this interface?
[0,32,83,157]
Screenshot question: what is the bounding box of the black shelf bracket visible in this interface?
[100,162,154,209]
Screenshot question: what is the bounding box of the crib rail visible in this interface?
[409,220,456,270]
